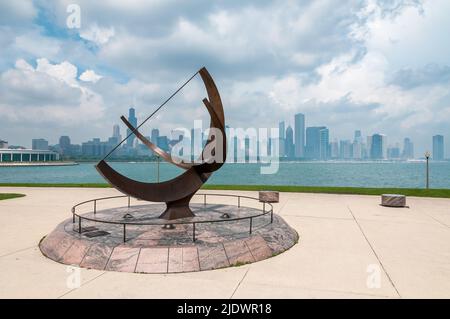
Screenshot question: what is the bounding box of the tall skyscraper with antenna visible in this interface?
[126,107,137,148]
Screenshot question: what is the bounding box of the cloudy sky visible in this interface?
[0,0,449,157]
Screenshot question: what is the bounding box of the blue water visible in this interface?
[0,161,449,188]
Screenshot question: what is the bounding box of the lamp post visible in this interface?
[424,151,431,189]
[157,154,160,183]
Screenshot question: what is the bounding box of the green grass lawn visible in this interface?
[201,184,450,198]
[0,193,26,201]
[0,183,449,198]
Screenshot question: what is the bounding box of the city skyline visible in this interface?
[2,106,447,161]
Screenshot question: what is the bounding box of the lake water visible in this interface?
[1,161,449,188]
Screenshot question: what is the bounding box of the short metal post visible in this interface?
[128,196,131,208]
[94,200,97,215]
[193,223,196,242]
[123,224,126,242]
[78,216,82,234]
[157,155,160,183]
[249,217,253,234]
[271,210,273,223]
[204,194,206,206]
[238,196,240,208]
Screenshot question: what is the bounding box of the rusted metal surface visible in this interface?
[96,67,227,220]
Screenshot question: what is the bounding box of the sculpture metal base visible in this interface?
[159,195,195,220]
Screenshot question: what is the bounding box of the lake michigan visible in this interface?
[1,161,449,188]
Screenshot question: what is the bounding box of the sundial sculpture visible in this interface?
[96,67,226,220]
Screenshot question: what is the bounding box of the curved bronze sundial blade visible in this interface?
[120,115,193,170]
[95,67,226,220]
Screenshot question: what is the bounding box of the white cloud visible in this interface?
[80,24,115,45]
[35,58,78,85]
[79,69,103,83]
[0,58,105,130]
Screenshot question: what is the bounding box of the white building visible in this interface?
[0,149,59,162]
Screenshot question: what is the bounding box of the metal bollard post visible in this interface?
[249,217,253,234]
[94,200,97,214]
[123,224,126,242]
[193,223,196,242]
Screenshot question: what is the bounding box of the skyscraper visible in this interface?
[113,124,122,142]
[151,129,160,145]
[279,121,285,140]
[279,121,285,157]
[402,137,414,159]
[432,135,444,160]
[294,113,305,158]
[126,107,138,148]
[352,130,363,160]
[370,134,386,160]
[319,128,329,160]
[305,126,326,159]
[387,144,401,159]
[330,139,339,159]
[285,126,294,159]
[157,136,169,152]
[340,140,352,159]
[32,139,49,150]
[59,136,71,156]
[354,130,362,143]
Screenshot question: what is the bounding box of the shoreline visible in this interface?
[0,161,78,167]
[0,183,449,198]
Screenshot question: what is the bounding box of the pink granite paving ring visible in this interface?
[40,192,298,273]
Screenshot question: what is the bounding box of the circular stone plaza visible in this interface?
[0,186,449,298]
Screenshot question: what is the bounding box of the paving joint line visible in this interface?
[133,248,142,273]
[57,271,107,299]
[347,205,401,298]
[421,211,449,229]
[0,245,37,259]
[230,267,250,299]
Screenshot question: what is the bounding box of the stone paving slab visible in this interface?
[198,245,230,270]
[181,247,200,272]
[223,240,255,265]
[135,248,168,273]
[61,239,91,265]
[80,243,113,270]
[244,235,273,261]
[106,247,140,272]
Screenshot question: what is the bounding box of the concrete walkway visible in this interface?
[0,187,449,298]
